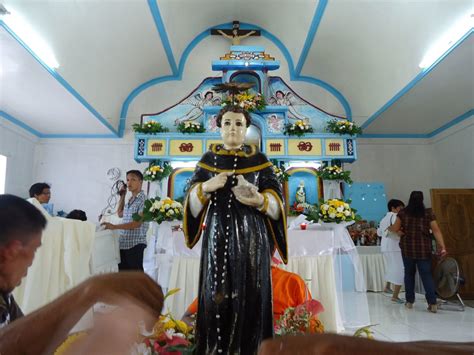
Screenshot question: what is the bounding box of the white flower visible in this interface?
[337,206,344,213]
[322,204,329,211]
[344,203,349,208]
[168,209,175,215]
[165,329,175,339]
[344,210,351,216]
[329,213,336,218]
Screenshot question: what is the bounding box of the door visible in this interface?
[431,189,474,298]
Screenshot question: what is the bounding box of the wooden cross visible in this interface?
[211,21,260,45]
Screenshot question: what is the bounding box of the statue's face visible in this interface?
[220,111,247,148]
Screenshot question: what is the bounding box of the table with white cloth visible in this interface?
[357,246,386,292]
[162,222,371,333]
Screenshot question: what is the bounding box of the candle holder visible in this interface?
[300,223,307,230]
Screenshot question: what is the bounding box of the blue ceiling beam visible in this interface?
[147,0,178,76]
[295,0,328,76]
[362,29,473,130]
[0,21,119,137]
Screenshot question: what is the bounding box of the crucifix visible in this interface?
[211,21,261,45]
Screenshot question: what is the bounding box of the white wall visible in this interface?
[0,119,38,197]
[32,131,141,222]
[349,138,434,206]
[430,118,474,189]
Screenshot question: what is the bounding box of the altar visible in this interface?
[160,222,370,333]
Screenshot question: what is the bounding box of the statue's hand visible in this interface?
[202,172,233,193]
[232,175,264,208]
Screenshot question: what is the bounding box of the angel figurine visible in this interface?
[268,90,309,122]
[175,91,221,126]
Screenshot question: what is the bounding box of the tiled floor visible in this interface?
[366,292,474,342]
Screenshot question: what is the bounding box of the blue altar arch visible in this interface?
[134,46,358,206]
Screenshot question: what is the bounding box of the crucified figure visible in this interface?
[217,28,256,45]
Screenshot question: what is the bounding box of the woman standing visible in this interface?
[390,191,447,313]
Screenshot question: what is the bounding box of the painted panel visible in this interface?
[325,139,345,156]
[169,140,203,156]
[288,139,322,156]
[146,139,167,156]
[266,139,285,156]
[168,168,195,202]
[344,182,387,223]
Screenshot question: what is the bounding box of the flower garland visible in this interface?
[327,119,362,136]
[316,165,352,184]
[132,120,169,134]
[133,197,183,225]
[284,120,313,137]
[177,121,206,134]
[222,90,265,112]
[143,161,172,183]
[304,199,361,224]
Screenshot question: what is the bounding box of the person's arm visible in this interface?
[388,217,401,232]
[0,272,163,355]
[217,29,232,40]
[240,30,256,39]
[102,220,143,231]
[117,192,126,218]
[430,220,447,255]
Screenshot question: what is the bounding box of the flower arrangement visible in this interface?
[133,197,184,225]
[305,199,361,224]
[289,202,313,216]
[274,299,325,336]
[284,120,313,137]
[222,90,265,112]
[132,120,169,134]
[271,160,289,183]
[130,288,195,354]
[316,165,352,184]
[143,161,173,182]
[327,119,362,136]
[177,121,206,134]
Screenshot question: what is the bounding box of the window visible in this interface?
[0,155,6,194]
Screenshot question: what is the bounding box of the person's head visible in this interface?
[275,90,284,99]
[387,199,404,213]
[204,91,213,100]
[216,106,251,149]
[66,209,87,221]
[0,194,47,293]
[29,183,51,204]
[126,170,143,194]
[405,191,426,218]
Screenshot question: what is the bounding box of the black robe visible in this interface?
[183,144,288,355]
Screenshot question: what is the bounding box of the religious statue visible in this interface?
[217,28,256,45]
[295,180,306,205]
[212,21,260,46]
[184,105,287,354]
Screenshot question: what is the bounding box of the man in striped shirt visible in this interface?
[102,170,149,271]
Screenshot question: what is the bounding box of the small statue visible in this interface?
[217,28,256,45]
[296,180,306,205]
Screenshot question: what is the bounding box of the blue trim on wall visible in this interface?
[147,0,178,75]
[120,19,352,135]
[295,0,328,76]
[0,21,119,137]
[0,110,42,137]
[359,109,473,139]
[362,29,473,130]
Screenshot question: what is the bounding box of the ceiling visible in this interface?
[0,0,472,138]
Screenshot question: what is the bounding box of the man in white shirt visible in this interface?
[377,199,405,303]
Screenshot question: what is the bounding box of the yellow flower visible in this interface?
[160,208,165,213]
[164,319,176,330]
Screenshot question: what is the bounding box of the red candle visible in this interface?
[300,223,307,230]
[202,223,206,230]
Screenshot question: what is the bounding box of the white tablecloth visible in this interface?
[13,200,96,314]
[162,223,370,333]
[357,246,386,292]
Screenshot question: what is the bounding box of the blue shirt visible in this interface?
[119,191,149,249]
